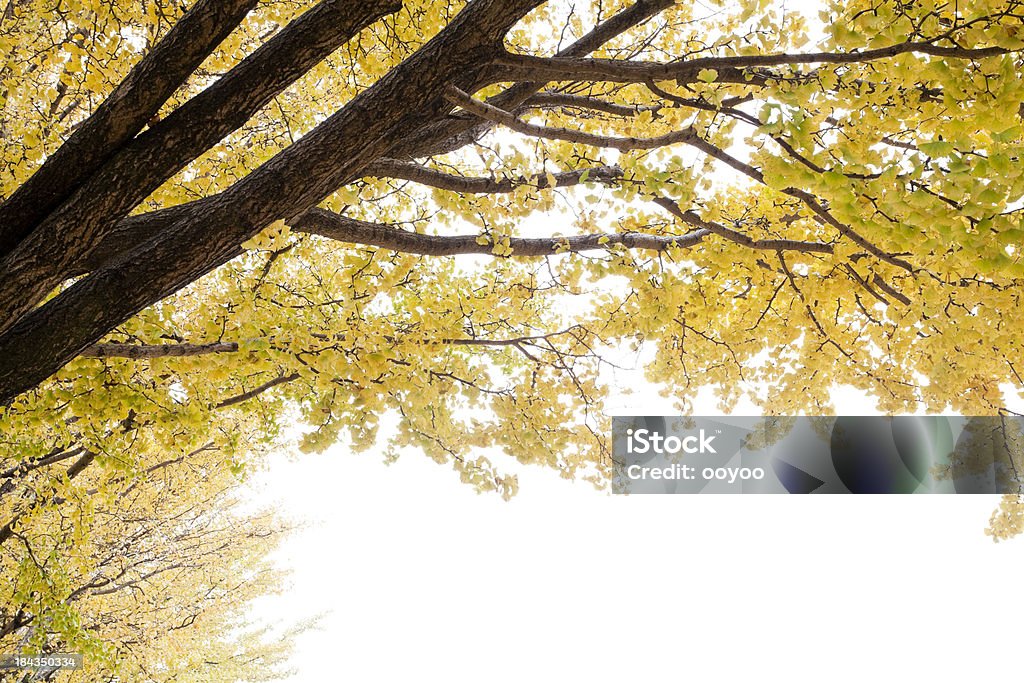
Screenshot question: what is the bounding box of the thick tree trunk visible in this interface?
[0,0,402,335]
[66,0,672,278]
[0,0,259,258]
[0,0,546,405]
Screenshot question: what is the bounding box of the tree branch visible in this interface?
[0,0,259,258]
[294,207,708,255]
[520,92,663,117]
[81,342,240,359]
[364,158,623,193]
[495,52,768,85]
[444,85,697,151]
[69,0,682,275]
[215,373,302,409]
[442,82,902,277]
[652,198,835,255]
[0,0,549,404]
[391,0,675,159]
[0,447,87,482]
[0,450,96,546]
[674,135,917,273]
[0,0,403,334]
[493,40,1011,84]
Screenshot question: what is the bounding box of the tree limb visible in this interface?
[0,0,259,258]
[215,373,302,409]
[493,40,1011,84]
[444,85,697,151]
[391,0,675,159]
[364,158,623,193]
[0,0,403,334]
[293,207,708,255]
[0,0,547,405]
[81,342,240,359]
[520,92,663,117]
[652,198,835,255]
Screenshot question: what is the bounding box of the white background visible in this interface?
[247,429,1024,682]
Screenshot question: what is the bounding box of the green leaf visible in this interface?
[919,140,954,157]
[697,68,718,83]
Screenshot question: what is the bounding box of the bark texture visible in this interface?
[0,0,546,403]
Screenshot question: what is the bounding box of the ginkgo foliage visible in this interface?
[2,0,1024,677]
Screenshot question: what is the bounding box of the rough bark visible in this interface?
[363,159,623,193]
[0,0,402,334]
[0,0,546,405]
[0,0,258,258]
[80,342,240,359]
[389,0,675,159]
[293,207,706,255]
[491,40,1010,83]
[65,0,678,276]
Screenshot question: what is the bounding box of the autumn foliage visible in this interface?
[1,0,1024,678]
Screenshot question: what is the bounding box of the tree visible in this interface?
[0,432,303,681]
[1,0,1024,668]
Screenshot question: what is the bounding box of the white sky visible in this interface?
[247,446,1024,682]
[245,393,1024,682]
[242,1,1024,680]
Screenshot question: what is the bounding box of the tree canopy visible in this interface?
[2,0,1024,677]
